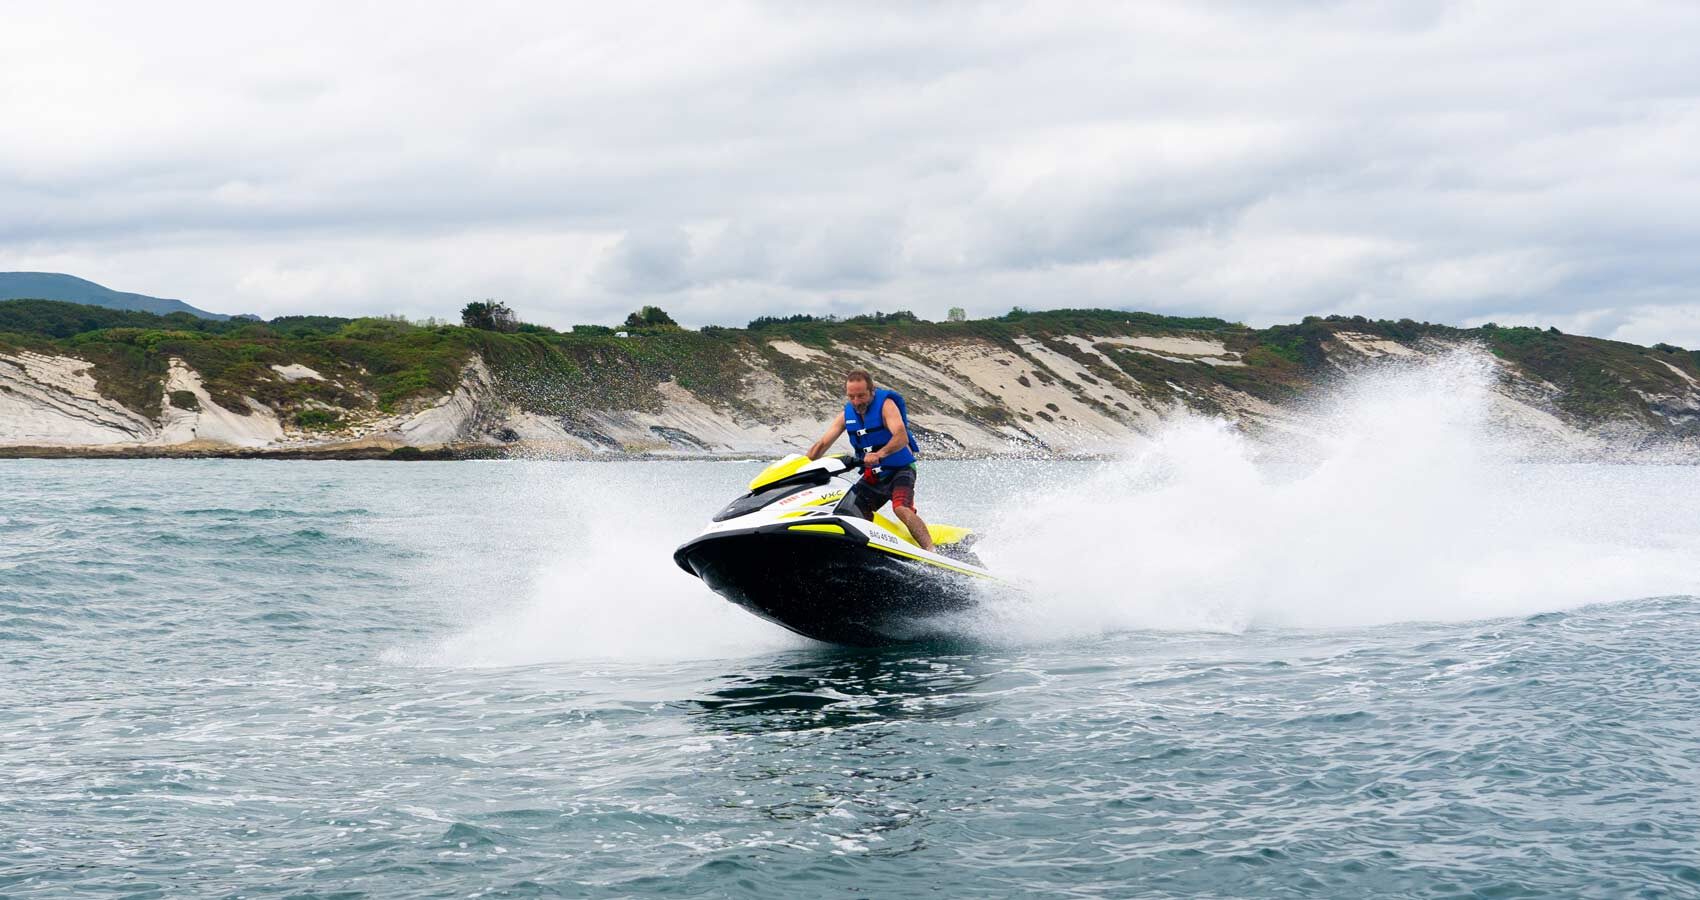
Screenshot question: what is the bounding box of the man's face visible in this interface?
[846,380,872,412]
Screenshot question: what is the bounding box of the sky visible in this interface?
[2,1,1698,344]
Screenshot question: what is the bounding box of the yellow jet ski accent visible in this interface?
[748,454,811,491]
[871,512,973,548]
[864,541,995,579]
[788,523,847,535]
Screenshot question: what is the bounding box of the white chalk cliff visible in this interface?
[2,329,1698,459]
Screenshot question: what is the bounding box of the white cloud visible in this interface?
[1,0,1698,343]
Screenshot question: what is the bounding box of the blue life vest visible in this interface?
[844,387,919,470]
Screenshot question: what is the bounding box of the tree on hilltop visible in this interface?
[461,300,518,332]
[623,306,679,329]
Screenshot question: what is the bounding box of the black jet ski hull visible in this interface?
[674,527,981,647]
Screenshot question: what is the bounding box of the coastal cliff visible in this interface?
[2,301,1698,460]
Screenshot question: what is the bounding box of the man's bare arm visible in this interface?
[805,411,846,460]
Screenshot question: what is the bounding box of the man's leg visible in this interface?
[889,470,932,551]
[893,506,933,551]
[847,479,883,521]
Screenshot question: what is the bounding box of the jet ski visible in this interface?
[673,454,995,646]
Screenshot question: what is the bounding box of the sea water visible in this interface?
[5,358,1700,898]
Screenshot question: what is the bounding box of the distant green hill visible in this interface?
[0,272,229,320]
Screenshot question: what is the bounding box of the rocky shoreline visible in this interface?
[0,441,1110,462]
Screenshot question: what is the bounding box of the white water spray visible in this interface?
[970,348,1700,641]
[408,350,1700,665]
[397,464,804,668]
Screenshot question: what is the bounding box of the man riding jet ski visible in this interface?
[673,371,994,646]
[804,369,934,550]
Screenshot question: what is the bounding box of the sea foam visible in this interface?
[412,349,1700,664]
[969,348,1700,641]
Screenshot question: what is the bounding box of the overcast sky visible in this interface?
[3,1,1698,343]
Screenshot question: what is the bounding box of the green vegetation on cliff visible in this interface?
[1,298,1696,432]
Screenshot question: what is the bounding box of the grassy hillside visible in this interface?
[2,299,1697,431]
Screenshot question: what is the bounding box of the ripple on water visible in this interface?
[2,460,1699,898]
